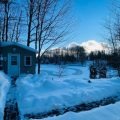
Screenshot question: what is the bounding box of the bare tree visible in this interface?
[16,11,22,42]
[25,0,36,46]
[0,6,2,40]
[58,63,66,78]
[0,0,21,42]
[104,0,120,76]
[35,0,70,74]
[105,0,120,53]
[0,0,11,41]
[24,0,71,74]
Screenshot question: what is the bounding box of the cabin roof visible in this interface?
[0,42,36,53]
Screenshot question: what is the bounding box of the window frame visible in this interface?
[0,55,3,70]
[0,55,3,66]
[0,60,2,66]
[11,56,18,65]
[24,56,32,66]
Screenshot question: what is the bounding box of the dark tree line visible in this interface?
[40,46,87,64]
[89,51,107,61]
[106,51,120,76]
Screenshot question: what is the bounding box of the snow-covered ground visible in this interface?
[40,101,120,120]
[16,64,120,118]
[0,72,10,120]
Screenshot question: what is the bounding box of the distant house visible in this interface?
[0,42,36,77]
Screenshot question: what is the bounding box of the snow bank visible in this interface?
[17,64,120,116]
[0,72,10,120]
[40,102,120,120]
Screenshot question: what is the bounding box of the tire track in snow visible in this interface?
[24,96,119,120]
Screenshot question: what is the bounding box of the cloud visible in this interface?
[68,42,79,48]
[68,40,109,53]
[80,40,109,53]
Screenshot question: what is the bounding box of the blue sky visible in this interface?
[68,0,112,45]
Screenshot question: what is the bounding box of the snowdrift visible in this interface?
[16,64,120,117]
[0,72,10,120]
[40,101,120,120]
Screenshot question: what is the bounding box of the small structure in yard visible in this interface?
[89,63,107,79]
[0,42,36,77]
[99,66,107,78]
[89,65,97,79]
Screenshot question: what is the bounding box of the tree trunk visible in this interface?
[5,13,8,41]
[35,27,38,50]
[38,55,41,74]
[2,17,5,41]
[27,20,31,46]
[5,3,8,41]
[27,0,34,47]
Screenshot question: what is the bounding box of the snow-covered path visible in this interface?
[0,72,10,120]
[4,78,20,120]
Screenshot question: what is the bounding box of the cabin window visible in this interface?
[11,56,17,65]
[0,55,3,70]
[24,56,32,66]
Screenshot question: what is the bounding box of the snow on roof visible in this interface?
[0,42,36,53]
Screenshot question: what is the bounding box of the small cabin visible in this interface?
[0,42,36,77]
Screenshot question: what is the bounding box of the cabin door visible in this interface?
[8,54,20,76]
